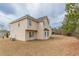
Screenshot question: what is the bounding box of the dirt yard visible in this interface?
[0,35,79,56]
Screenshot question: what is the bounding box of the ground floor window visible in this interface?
[47,31,49,36]
[29,32,32,37]
[44,31,49,37]
[29,31,35,38]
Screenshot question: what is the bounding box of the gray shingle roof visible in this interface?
[10,15,49,24]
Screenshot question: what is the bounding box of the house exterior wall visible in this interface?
[37,20,51,40]
[10,16,52,41]
[43,18,49,26]
[25,31,37,40]
[48,28,52,39]
[37,22,44,40]
[41,17,51,40]
[10,18,27,41]
[27,19,38,30]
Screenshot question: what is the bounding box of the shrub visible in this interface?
[11,38,16,41]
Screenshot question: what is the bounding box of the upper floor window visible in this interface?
[28,20,32,26]
[18,22,20,27]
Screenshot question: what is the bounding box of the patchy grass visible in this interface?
[0,35,79,56]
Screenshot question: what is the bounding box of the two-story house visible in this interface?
[10,15,52,41]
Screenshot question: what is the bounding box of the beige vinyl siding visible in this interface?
[27,19,38,30]
[10,15,52,41]
[10,18,27,41]
[37,22,44,40]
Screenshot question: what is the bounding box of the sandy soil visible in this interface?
[0,35,79,56]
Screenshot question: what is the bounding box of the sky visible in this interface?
[0,3,66,30]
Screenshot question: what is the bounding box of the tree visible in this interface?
[62,3,79,35]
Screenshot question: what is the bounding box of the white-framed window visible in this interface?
[28,20,32,27]
[29,32,32,37]
[29,31,34,37]
[47,31,49,36]
[44,31,49,37]
[45,31,47,37]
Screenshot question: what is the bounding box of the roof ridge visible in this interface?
[10,15,49,24]
[38,16,48,19]
[10,15,37,24]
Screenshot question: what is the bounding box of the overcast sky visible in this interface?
[0,3,66,29]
